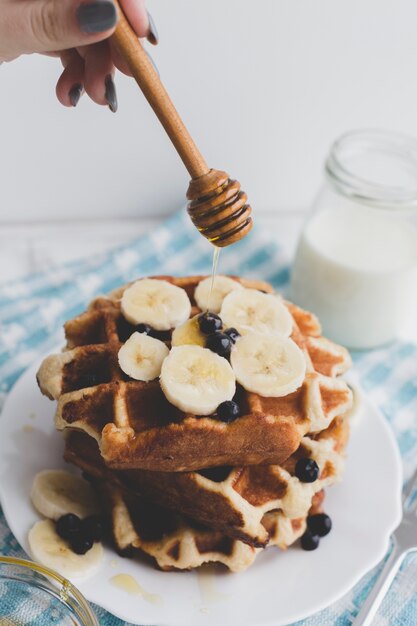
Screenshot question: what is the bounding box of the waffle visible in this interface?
[88,479,325,572]
[64,415,348,547]
[38,276,352,472]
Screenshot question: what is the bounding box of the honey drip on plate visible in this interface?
[110,574,162,605]
[207,246,221,312]
[197,566,229,604]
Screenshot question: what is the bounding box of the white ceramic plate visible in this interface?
[0,357,402,626]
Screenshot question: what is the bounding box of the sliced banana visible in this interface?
[194,275,243,313]
[121,278,191,330]
[220,288,293,336]
[28,520,103,579]
[171,315,205,347]
[160,345,236,415]
[231,333,306,397]
[118,332,169,381]
[31,470,100,521]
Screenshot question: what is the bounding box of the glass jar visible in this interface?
[0,557,98,625]
[290,129,417,349]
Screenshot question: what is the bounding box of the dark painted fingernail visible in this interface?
[105,74,118,113]
[146,50,159,77]
[69,84,83,107]
[77,1,117,34]
[146,11,159,45]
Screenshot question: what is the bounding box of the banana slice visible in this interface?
[121,278,191,330]
[160,345,236,415]
[31,470,100,521]
[118,332,169,381]
[220,288,293,336]
[171,315,205,347]
[28,520,103,579]
[231,333,306,397]
[194,275,243,313]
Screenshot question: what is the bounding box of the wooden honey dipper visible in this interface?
[111,3,253,247]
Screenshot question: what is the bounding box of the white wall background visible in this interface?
[1,0,417,222]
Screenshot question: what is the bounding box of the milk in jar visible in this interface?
[290,130,417,349]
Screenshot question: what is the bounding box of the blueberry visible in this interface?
[206,333,232,358]
[216,400,240,423]
[136,323,153,335]
[198,313,223,335]
[307,513,332,537]
[56,514,81,540]
[295,458,320,483]
[224,328,241,343]
[70,535,94,555]
[301,530,320,551]
[82,515,104,542]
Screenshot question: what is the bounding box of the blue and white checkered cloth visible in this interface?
[1,211,417,626]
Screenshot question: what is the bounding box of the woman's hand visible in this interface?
[0,0,158,111]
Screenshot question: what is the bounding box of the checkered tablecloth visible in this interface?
[1,211,417,625]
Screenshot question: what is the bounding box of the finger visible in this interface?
[109,39,132,76]
[42,48,76,69]
[60,48,78,67]
[16,0,118,55]
[82,40,117,111]
[56,49,85,107]
[118,0,150,39]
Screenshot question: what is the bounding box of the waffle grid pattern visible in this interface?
[65,415,347,571]
[1,211,416,623]
[38,276,352,473]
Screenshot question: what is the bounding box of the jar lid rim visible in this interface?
[326,128,417,208]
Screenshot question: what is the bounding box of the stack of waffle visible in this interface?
[37,275,352,572]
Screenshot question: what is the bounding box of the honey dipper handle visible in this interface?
[112,2,209,179]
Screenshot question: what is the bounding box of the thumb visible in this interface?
[20,0,118,54]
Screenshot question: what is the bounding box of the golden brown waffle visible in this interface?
[91,479,325,572]
[95,479,258,572]
[64,415,348,547]
[38,276,352,472]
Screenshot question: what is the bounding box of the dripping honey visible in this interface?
[207,246,221,312]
